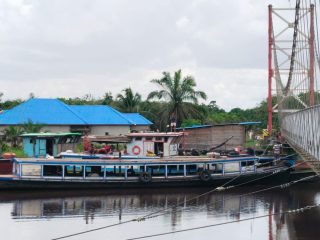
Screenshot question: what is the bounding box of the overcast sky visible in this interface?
[0,0,293,110]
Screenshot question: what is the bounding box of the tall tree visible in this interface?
[116,88,142,112]
[102,92,113,105]
[147,70,207,127]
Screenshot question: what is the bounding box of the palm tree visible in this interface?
[147,69,207,127]
[22,119,44,133]
[2,126,24,147]
[116,88,142,112]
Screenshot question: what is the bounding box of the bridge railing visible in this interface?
[281,105,320,161]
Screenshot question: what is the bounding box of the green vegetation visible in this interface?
[116,88,142,113]
[22,119,44,133]
[2,126,24,147]
[5,147,27,157]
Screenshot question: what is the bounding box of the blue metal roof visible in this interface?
[0,98,152,126]
[0,98,87,125]
[238,121,262,125]
[176,124,212,130]
[69,105,131,125]
[176,121,262,130]
[121,113,153,125]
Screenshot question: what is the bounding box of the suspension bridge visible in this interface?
[268,0,320,171]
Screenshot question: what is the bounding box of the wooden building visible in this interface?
[177,122,260,152]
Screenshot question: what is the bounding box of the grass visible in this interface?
[5,147,27,157]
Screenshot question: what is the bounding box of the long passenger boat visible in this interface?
[0,131,295,190]
[0,156,290,190]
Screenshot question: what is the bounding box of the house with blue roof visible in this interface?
[0,98,152,136]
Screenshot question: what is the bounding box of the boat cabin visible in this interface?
[126,132,185,157]
[21,132,81,158]
[11,157,259,181]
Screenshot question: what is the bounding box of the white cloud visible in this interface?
[0,0,290,111]
[176,16,190,29]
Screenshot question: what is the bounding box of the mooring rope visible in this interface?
[51,154,308,240]
[127,184,320,240]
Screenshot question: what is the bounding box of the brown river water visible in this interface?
[0,183,320,240]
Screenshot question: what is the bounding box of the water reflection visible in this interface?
[10,189,270,224]
[1,184,320,240]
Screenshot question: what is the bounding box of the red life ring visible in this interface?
[132,146,141,155]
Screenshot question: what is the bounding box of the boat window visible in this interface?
[65,165,84,177]
[241,161,255,167]
[186,164,198,175]
[85,166,103,177]
[167,165,184,176]
[127,165,144,177]
[21,164,41,176]
[155,137,162,141]
[43,165,63,177]
[224,162,240,173]
[146,165,165,176]
[197,163,209,171]
[135,137,142,141]
[247,161,254,166]
[145,137,153,141]
[211,163,223,174]
[164,137,168,142]
[105,165,125,177]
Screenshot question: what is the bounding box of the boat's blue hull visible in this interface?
[0,169,291,190]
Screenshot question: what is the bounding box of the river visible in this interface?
[0,183,320,240]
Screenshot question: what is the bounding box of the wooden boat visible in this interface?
[0,156,290,190]
[0,131,295,190]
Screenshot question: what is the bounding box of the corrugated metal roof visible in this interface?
[176,125,212,130]
[0,98,87,125]
[21,132,81,137]
[238,121,262,125]
[177,121,262,130]
[121,113,153,125]
[0,98,152,126]
[69,105,131,125]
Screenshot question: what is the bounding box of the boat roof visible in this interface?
[127,132,185,137]
[87,135,130,143]
[13,156,259,165]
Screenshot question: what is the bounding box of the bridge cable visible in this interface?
[285,0,301,95]
[127,177,319,240]
[51,155,306,240]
